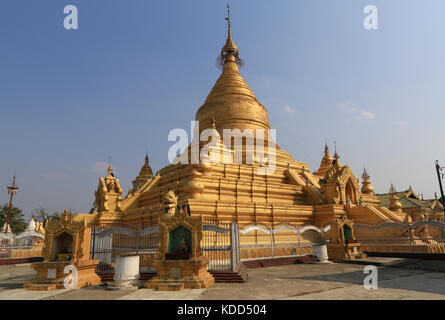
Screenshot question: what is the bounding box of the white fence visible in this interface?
[354,220,445,253]
[238,224,331,259]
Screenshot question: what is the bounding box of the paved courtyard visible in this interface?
[1,258,445,300]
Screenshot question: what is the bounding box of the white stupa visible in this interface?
[1,223,13,235]
[25,217,36,232]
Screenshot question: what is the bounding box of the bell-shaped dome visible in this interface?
[195,24,271,136]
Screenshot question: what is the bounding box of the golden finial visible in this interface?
[107,156,113,176]
[324,139,330,155]
[333,140,340,161]
[218,4,242,67]
[225,4,231,31]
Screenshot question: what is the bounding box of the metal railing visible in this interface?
[91,219,241,274]
[202,219,236,272]
[0,243,43,260]
[355,220,445,253]
[91,221,159,274]
[358,236,445,253]
[238,223,330,259]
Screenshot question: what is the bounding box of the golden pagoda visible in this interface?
[128,154,154,196]
[92,10,410,256]
[313,143,333,178]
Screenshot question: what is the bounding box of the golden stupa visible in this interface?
[92,13,410,257]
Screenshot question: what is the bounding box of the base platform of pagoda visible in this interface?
[145,258,214,291]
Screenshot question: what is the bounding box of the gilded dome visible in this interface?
[361,183,374,194]
[389,195,403,211]
[195,27,270,136]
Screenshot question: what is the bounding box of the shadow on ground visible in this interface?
[298,260,445,296]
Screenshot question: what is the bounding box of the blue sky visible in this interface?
[1,0,445,218]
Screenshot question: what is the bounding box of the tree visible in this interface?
[89,201,98,214]
[31,208,62,223]
[0,204,26,234]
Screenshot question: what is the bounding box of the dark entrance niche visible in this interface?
[343,224,354,243]
[166,225,192,260]
[51,232,73,261]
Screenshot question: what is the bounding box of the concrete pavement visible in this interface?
[0,258,444,300]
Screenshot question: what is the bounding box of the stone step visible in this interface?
[156,282,184,291]
[24,283,57,291]
[210,263,248,283]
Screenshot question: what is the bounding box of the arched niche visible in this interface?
[168,225,192,255]
[50,232,73,261]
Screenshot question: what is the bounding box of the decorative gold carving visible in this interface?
[156,204,203,260]
[94,163,122,213]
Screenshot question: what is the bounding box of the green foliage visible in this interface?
[89,201,98,214]
[31,208,62,223]
[0,204,26,234]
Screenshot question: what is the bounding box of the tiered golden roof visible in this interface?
[313,144,333,177]
[130,154,154,194]
[195,20,270,136]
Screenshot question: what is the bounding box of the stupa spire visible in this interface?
[218,4,241,68]
[389,183,403,213]
[323,141,333,161]
[107,156,113,177]
[361,168,374,195]
[128,153,154,195]
[139,153,153,177]
[313,141,334,177]
[196,4,273,149]
[332,141,343,167]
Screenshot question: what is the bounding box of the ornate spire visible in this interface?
[196,5,271,137]
[361,168,370,182]
[107,156,114,177]
[333,141,339,161]
[332,141,343,168]
[389,183,403,212]
[389,183,397,196]
[129,153,154,195]
[217,4,242,68]
[313,142,333,177]
[139,153,153,177]
[361,168,374,195]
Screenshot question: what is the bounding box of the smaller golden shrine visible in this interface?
[145,190,214,291]
[327,215,367,260]
[24,210,101,291]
